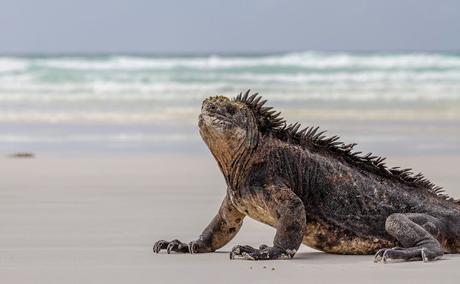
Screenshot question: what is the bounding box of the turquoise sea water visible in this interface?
[0,51,459,154]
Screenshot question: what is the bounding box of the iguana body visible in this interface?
[154,90,460,262]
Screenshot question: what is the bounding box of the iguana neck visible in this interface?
[212,133,259,189]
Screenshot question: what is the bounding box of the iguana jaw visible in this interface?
[199,98,248,176]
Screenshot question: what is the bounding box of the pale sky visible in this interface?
[1,0,459,54]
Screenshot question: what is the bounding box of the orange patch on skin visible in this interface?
[234,193,278,227]
[302,222,397,254]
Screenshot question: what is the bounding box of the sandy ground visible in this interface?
[1,154,460,284]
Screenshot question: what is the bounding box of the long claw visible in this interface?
[421,248,429,263]
[382,249,391,263]
[374,248,386,263]
[166,242,176,254]
[242,252,256,260]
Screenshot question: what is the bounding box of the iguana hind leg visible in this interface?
[154,195,245,254]
[374,213,444,263]
[230,185,306,260]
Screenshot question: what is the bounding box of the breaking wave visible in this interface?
[1,52,460,117]
[6,52,460,70]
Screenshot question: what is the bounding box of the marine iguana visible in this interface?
[154,90,460,262]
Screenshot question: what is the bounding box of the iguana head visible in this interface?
[199,96,256,161]
[198,91,285,175]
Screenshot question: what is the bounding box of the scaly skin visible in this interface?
[154,90,460,262]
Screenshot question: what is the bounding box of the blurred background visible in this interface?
[1,0,459,157]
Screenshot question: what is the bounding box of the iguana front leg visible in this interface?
[154,195,245,254]
[230,185,306,260]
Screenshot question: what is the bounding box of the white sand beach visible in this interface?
[1,154,460,284]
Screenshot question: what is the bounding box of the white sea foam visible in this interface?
[0,58,28,72]
[0,53,457,72]
[23,53,460,71]
[223,71,460,83]
[0,79,226,94]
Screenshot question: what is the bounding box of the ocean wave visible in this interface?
[2,52,460,72]
[1,71,459,95]
[0,83,459,103]
[0,133,197,143]
[1,52,460,106]
[0,109,198,124]
[0,80,227,94]
[0,58,28,72]
[39,53,460,70]
[223,71,460,83]
[1,52,459,153]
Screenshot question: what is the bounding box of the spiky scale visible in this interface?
[330,141,344,147]
[260,107,273,114]
[242,90,250,101]
[298,127,308,136]
[328,136,340,143]
[291,123,301,134]
[257,100,267,109]
[247,93,258,103]
[252,95,262,105]
[313,130,327,140]
[308,126,320,137]
[271,112,281,119]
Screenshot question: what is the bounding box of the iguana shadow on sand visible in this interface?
[154,90,460,263]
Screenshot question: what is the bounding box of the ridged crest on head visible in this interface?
[233,89,286,130]
[233,90,454,202]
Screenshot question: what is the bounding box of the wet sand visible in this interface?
[1,154,460,283]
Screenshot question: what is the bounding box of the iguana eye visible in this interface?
[226,105,237,115]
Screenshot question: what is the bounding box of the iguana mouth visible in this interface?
[199,112,237,128]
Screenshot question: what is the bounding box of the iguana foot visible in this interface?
[153,239,190,254]
[374,246,442,263]
[375,213,444,263]
[153,239,211,254]
[230,244,296,260]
